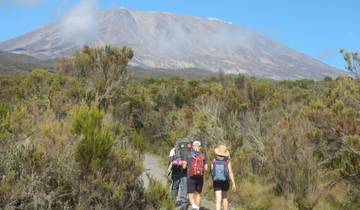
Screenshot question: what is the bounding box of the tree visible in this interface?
[58,45,133,109]
[340,49,360,79]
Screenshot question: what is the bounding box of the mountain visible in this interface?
[0,8,344,80]
[0,51,54,74]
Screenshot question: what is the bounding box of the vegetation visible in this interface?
[0,51,54,74]
[340,49,360,78]
[0,46,170,210]
[0,46,359,210]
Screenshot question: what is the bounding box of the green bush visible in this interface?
[72,106,113,168]
[145,176,175,210]
[0,101,11,140]
[131,131,146,156]
[232,179,275,210]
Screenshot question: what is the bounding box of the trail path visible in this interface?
[142,153,216,210]
[142,153,168,188]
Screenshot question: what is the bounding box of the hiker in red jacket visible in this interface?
[184,140,208,210]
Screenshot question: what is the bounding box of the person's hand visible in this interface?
[231,183,236,192]
[182,161,187,169]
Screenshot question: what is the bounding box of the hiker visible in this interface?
[168,138,191,209]
[185,140,208,210]
[211,145,236,210]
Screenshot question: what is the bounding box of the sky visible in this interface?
[0,0,359,70]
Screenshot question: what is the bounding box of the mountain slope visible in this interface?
[0,51,54,74]
[0,9,344,80]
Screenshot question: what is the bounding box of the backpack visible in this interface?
[212,159,229,181]
[189,153,205,177]
[174,138,189,161]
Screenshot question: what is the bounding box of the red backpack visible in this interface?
[189,154,205,177]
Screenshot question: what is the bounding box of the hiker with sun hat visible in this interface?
[211,144,236,210]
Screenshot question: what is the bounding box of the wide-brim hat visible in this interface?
[214,145,230,157]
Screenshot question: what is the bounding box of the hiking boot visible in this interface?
[175,200,182,207]
[191,203,200,210]
[178,201,190,210]
[180,205,189,210]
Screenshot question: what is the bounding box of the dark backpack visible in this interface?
[189,154,205,177]
[212,159,229,181]
[174,138,189,161]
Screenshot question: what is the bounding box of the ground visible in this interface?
[142,153,216,210]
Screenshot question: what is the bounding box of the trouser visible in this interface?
[171,173,188,207]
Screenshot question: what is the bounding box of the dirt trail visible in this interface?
[142,153,216,210]
[142,153,168,189]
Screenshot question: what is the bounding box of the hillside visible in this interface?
[0,51,54,74]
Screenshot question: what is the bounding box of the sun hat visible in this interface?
[192,141,201,147]
[214,145,230,157]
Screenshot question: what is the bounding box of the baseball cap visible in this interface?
[192,141,201,146]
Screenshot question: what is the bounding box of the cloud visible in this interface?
[60,0,99,46]
[6,0,101,46]
[153,21,255,56]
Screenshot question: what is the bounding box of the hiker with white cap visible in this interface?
[211,145,236,210]
[185,140,208,210]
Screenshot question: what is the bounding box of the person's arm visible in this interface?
[182,160,187,169]
[204,154,208,171]
[182,153,190,170]
[228,161,236,191]
[168,148,175,163]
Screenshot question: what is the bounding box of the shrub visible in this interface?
[0,101,11,140]
[232,179,275,210]
[131,131,146,157]
[145,176,174,210]
[71,106,113,168]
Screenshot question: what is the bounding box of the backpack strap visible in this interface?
[214,159,227,164]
